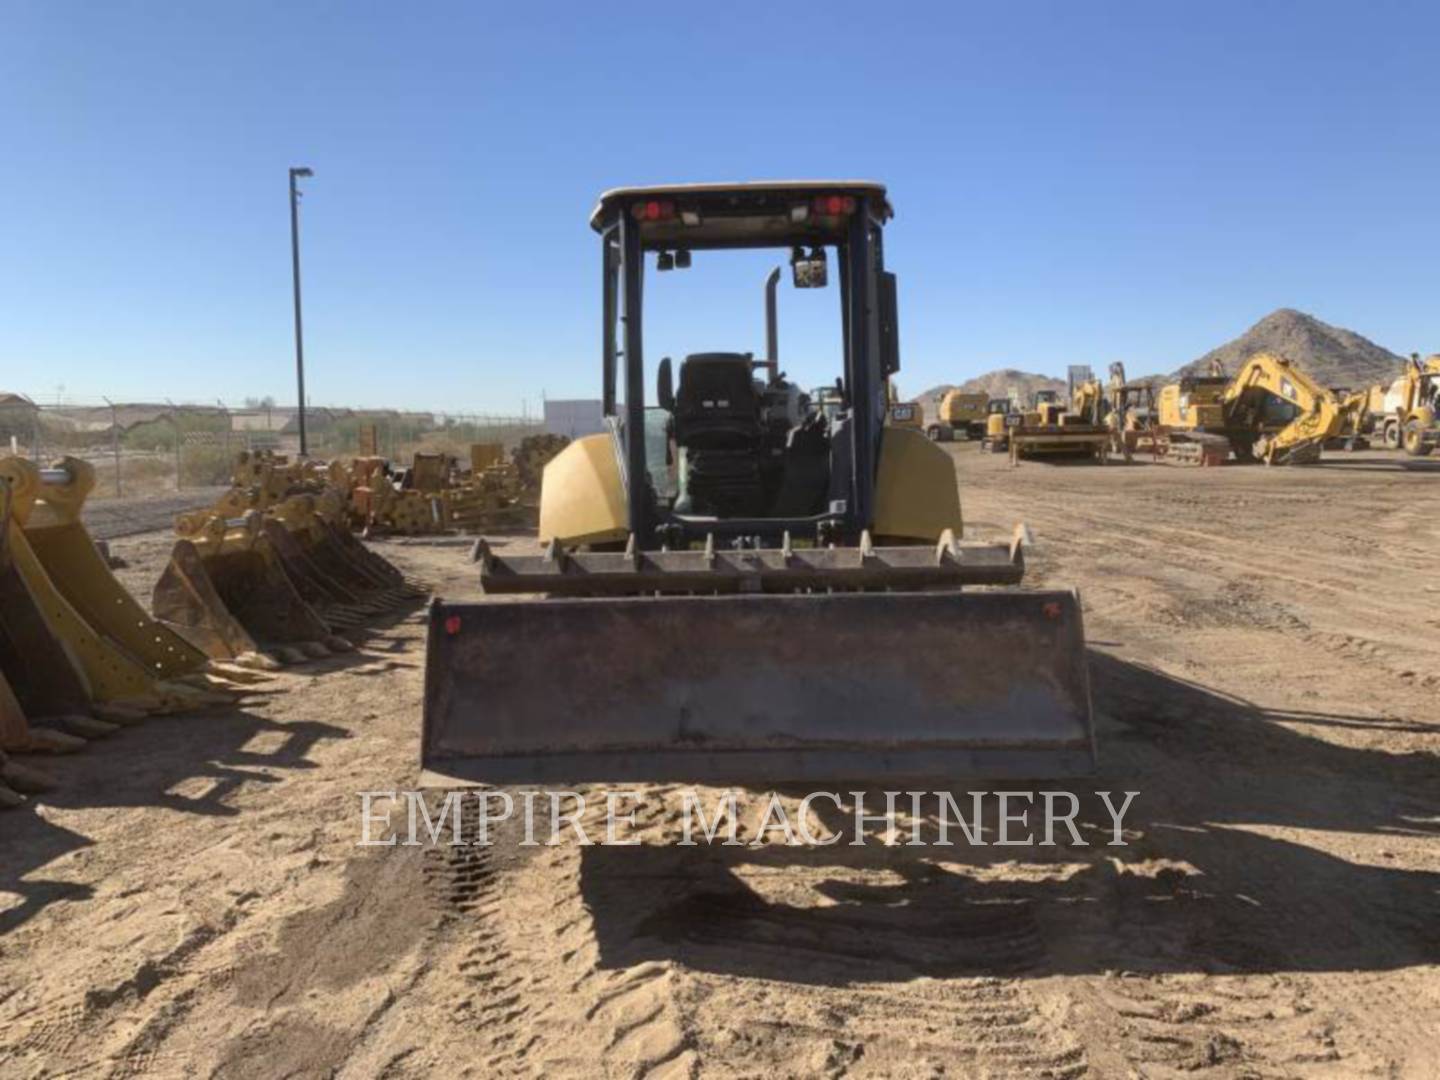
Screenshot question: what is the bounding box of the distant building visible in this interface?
[0,392,39,444]
[543,399,604,438]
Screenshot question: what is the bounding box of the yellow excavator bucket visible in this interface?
[5,457,216,681]
[153,511,351,666]
[0,456,224,714]
[262,495,423,630]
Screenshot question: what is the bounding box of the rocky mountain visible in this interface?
[1175,308,1405,389]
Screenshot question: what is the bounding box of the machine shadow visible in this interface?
[577,650,1440,984]
[0,703,346,935]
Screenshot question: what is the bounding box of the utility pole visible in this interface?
[103,396,120,496]
[289,166,314,456]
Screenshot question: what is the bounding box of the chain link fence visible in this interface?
[0,398,544,502]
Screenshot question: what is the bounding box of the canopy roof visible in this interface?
[590,180,892,249]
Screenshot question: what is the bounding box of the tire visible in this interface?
[1403,422,1433,457]
[926,425,942,441]
[1383,421,1401,449]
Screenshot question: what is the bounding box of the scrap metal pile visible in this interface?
[339,435,569,536]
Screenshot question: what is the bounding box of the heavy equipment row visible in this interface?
[961,353,1382,468]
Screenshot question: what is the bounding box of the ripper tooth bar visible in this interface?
[474,526,1027,597]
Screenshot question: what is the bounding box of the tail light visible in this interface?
[631,200,676,222]
[813,194,856,217]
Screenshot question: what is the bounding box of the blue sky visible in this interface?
[2,1,1436,411]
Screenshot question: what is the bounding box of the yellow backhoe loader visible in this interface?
[422,181,1094,785]
[1363,353,1440,456]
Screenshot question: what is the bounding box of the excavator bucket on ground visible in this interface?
[4,458,226,685]
[422,539,1095,785]
[0,483,87,760]
[0,478,134,743]
[0,457,227,715]
[153,511,351,666]
[263,495,423,631]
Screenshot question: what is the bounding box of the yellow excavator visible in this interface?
[1151,354,1365,465]
[1220,352,1368,465]
[421,181,1094,785]
[926,389,989,442]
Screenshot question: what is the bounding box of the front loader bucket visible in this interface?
[421,590,1095,785]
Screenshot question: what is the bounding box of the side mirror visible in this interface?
[790,246,828,288]
[657,356,675,412]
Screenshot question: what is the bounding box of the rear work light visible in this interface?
[631,200,676,222]
[813,194,857,216]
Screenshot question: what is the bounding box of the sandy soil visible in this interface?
[2,448,1438,1078]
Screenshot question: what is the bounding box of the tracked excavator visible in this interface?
[421,182,1094,785]
[1220,352,1368,465]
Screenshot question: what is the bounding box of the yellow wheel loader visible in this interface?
[422,182,1094,785]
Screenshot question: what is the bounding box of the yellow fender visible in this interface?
[874,427,964,542]
[538,429,961,546]
[538,433,627,546]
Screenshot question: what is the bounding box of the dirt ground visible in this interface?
[2,447,1438,1078]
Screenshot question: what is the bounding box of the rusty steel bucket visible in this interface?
[421,589,1094,785]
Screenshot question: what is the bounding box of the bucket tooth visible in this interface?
[0,774,25,809]
[1,756,59,794]
[91,702,151,725]
[48,714,119,741]
[1,671,86,753]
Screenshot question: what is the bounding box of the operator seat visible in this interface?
[672,353,765,516]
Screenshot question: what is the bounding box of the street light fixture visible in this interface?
[289,166,314,455]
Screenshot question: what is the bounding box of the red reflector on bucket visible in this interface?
[444,615,462,635]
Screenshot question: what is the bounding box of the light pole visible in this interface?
[289,166,314,456]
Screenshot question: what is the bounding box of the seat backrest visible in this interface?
[674,354,761,447]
